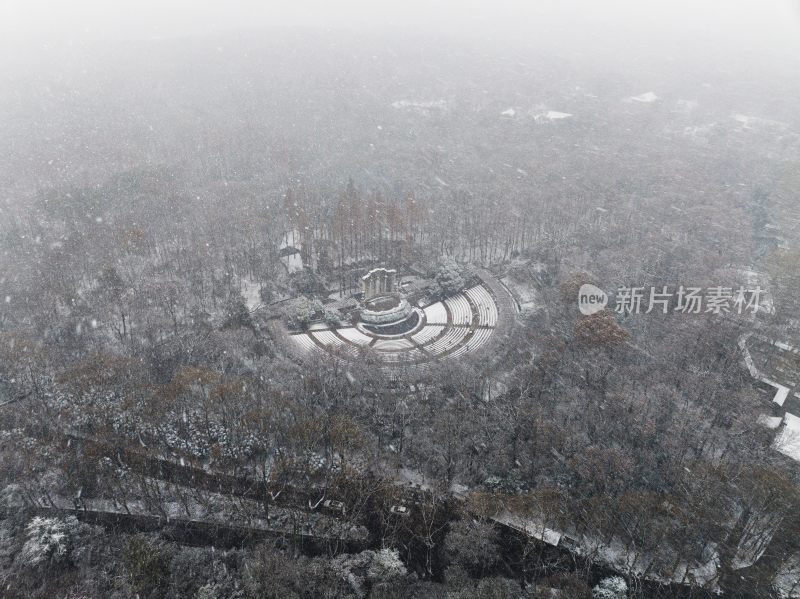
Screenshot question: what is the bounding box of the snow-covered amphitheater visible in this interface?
[272,269,516,377]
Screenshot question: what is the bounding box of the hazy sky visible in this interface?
[1,0,799,77]
[2,0,799,45]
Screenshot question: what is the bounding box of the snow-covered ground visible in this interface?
[532,110,573,122]
[732,510,784,570]
[281,251,303,273]
[390,99,447,114]
[394,467,432,491]
[240,277,264,311]
[33,479,367,542]
[758,414,784,429]
[494,509,720,590]
[775,413,800,461]
[742,334,800,464]
[493,511,562,546]
[280,230,304,273]
[732,114,788,130]
[626,91,659,103]
[739,334,789,405]
[500,275,537,312]
[584,536,719,589]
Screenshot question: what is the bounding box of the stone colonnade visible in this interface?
[361,268,397,299]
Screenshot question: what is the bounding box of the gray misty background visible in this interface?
[2,0,800,201]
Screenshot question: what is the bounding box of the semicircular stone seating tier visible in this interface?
[280,270,514,374]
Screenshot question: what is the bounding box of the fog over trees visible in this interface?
[1,1,800,598]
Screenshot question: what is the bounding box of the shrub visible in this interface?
[122,535,170,597]
[592,576,628,599]
[289,269,325,295]
[366,548,407,582]
[196,583,220,599]
[19,516,78,567]
[323,306,342,327]
[168,547,216,598]
[433,259,465,298]
[224,296,252,328]
[258,285,274,304]
[288,297,323,329]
